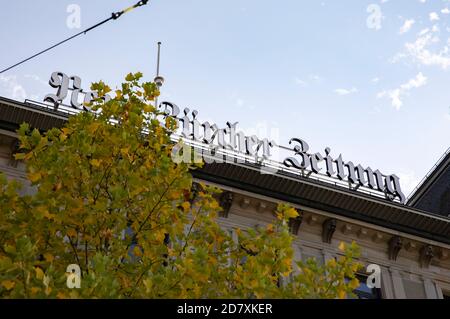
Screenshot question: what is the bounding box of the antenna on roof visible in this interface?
[154,42,164,108]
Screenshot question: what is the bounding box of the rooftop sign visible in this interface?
[42,71,406,204]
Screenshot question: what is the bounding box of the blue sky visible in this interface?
[0,0,449,196]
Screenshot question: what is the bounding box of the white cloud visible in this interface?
[24,74,47,86]
[418,28,429,36]
[397,171,421,198]
[399,19,415,34]
[372,77,380,83]
[429,12,439,21]
[294,77,307,86]
[406,35,449,67]
[399,32,450,69]
[236,98,244,107]
[400,72,427,90]
[441,8,450,14]
[334,87,358,95]
[293,74,322,86]
[377,89,402,109]
[377,73,427,110]
[0,75,27,101]
[310,74,322,82]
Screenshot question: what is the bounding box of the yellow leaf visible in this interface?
[167,248,176,257]
[43,209,56,220]
[120,147,129,156]
[155,230,166,242]
[338,289,346,299]
[285,208,299,219]
[35,267,44,280]
[62,128,72,135]
[28,172,41,183]
[14,152,26,160]
[44,253,54,263]
[133,246,142,257]
[283,258,292,267]
[2,280,15,290]
[56,291,67,299]
[209,256,218,265]
[327,258,337,268]
[90,159,101,167]
[349,278,360,290]
[181,202,190,213]
[67,229,77,237]
[143,104,154,113]
[210,200,219,210]
[87,122,100,133]
[169,191,182,200]
[338,242,346,251]
[351,263,361,273]
[31,287,40,295]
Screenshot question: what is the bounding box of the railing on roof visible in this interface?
[175,135,402,203]
[24,99,81,117]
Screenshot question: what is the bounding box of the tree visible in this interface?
[0,73,362,298]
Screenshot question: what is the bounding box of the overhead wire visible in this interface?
[0,0,149,74]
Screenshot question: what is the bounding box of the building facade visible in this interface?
[0,95,449,299]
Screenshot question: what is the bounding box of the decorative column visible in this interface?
[389,268,406,299]
[423,278,439,299]
[380,266,394,299]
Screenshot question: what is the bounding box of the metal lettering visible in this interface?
[44,71,70,109]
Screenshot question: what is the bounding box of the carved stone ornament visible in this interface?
[388,236,403,261]
[288,210,303,235]
[218,191,233,218]
[419,245,434,268]
[322,218,337,244]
